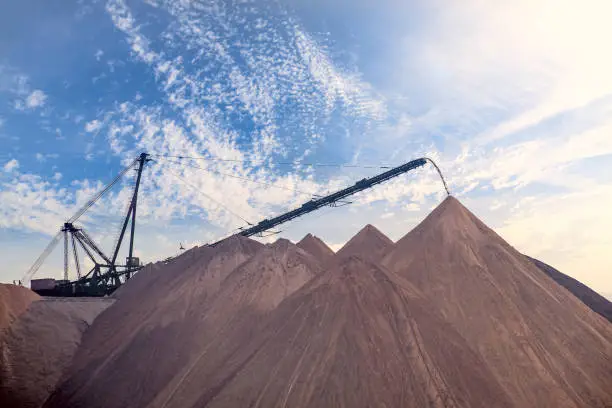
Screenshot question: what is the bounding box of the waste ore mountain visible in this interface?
[0,284,39,332]
[14,196,612,408]
[0,297,113,408]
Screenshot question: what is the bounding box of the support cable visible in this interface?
[22,231,62,285]
[152,154,393,169]
[68,158,138,223]
[159,158,321,198]
[164,166,253,226]
[74,232,98,266]
[77,229,112,264]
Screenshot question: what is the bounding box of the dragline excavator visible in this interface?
[23,153,449,297]
[23,153,152,297]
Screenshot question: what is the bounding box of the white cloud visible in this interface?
[34,153,59,163]
[495,185,612,293]
[385,1,612,196]
[95,49,104,61]
[25,89,47,109]
[0,66,29,95]
[0,0,436,283]
[3,159,19,172]
[96,0,391,238]
[0,174,73,235]
[405,203,420,212]
[85,119,103,133]
[294,29,387,121]
[465,0,612,147]
[393,0,612,156]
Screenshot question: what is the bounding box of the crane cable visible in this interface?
[68,157,139,223]
[22,231,63,285]
[157,155,451,198]
[151,154,394,169]
[163,166,253,226]
[158,157,322,198]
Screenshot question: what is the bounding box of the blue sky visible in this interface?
[1,0,611,297]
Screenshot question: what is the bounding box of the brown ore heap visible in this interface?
[32,196,612,408]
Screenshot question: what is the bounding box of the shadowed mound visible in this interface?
[43,237,322,408]
[527,256,612,323]
[0,284,39,332]
[42,197,612,408]
[0,298,112,408]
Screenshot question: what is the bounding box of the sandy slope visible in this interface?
[43,196,612,408]
[336,224,394,262]
[383,196,612,407]
[297,233,334,260]
[0,284,39,333]
[0,297,112,408]
[163,256,512,408]
[527,256,612,322]
[44,236,322,408]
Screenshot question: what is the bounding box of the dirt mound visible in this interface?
[54,234,264,373]
[217,238,323,311]
[0,298,112,408]
[41,197,612,408]
[44,236,321,408]
[0,284,39,333]
[383,196,612,407]
[336,224,394,262]
[112,244,207,300]
[527,256,612,323]
[133,256,512,408]
[297,233,334,260]
[114,235,264,302]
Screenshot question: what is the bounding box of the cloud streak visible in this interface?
[94,0,395,233]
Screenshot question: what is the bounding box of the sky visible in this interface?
[1,0,611,298]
